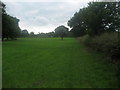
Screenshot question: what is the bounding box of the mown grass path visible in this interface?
[2,38,118,88]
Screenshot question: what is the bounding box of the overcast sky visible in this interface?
[3,0,93,34]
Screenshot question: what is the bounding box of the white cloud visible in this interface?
[3,1,92,33]
[3,0,93,2]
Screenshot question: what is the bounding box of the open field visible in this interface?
[0,41,2,89]
[2,38,119,88]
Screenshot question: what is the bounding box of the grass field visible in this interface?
[2,38,119,88]
[0,41,2,89]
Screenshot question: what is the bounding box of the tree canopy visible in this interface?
[21,30,29,37]
[68,2,120,37]
[2,2,21,40]
[55,25,69,40]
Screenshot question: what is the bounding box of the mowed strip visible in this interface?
[2,38,118,88]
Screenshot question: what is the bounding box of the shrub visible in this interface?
[83,32,120,62]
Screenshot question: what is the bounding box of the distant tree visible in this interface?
[21,30,29,37]
[37,33,46,38]
[55,25,69,40]
[29,32,35,37]
[37,32,55,38]
[47,32,55,37]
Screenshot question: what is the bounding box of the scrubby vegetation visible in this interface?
[83,33,120,63]
[81,33,120,87]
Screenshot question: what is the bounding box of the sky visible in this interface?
[3,0,94,34]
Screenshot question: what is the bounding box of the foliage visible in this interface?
[0,1,6,14]
[37,32,55,38]
[55,25,69,40]
[21,30,29,37]
[2,2,21,40]
[20,31,55,38]
[2,14,21,40]
[83,33,120,62]
[29,32,35,37]
[68,2,120,37]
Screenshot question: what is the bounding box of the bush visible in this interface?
[83,33,120,62]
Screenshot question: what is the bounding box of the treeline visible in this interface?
[67,2,120,62]
[21,25,72,40]
[21,29,55,38]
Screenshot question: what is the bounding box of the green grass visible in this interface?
[0,41,2,89]
[2,38,118,88]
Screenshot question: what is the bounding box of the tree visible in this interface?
[21,30,29,37]
[68,2,120,37]
[55,25,69,40]
[2,2,21,40]
[29,32,35,37]
[0,2,3,39]
[84,2,119,36]
[68,9,87,37]
[45,32,55,37]
[37,32,55,38]
[0,1,6,14]
[2,14,21,40]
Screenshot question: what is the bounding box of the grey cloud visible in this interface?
[5,1,88,33]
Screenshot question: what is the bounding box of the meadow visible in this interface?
[0,41,2,89]
[2,38,119,88]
